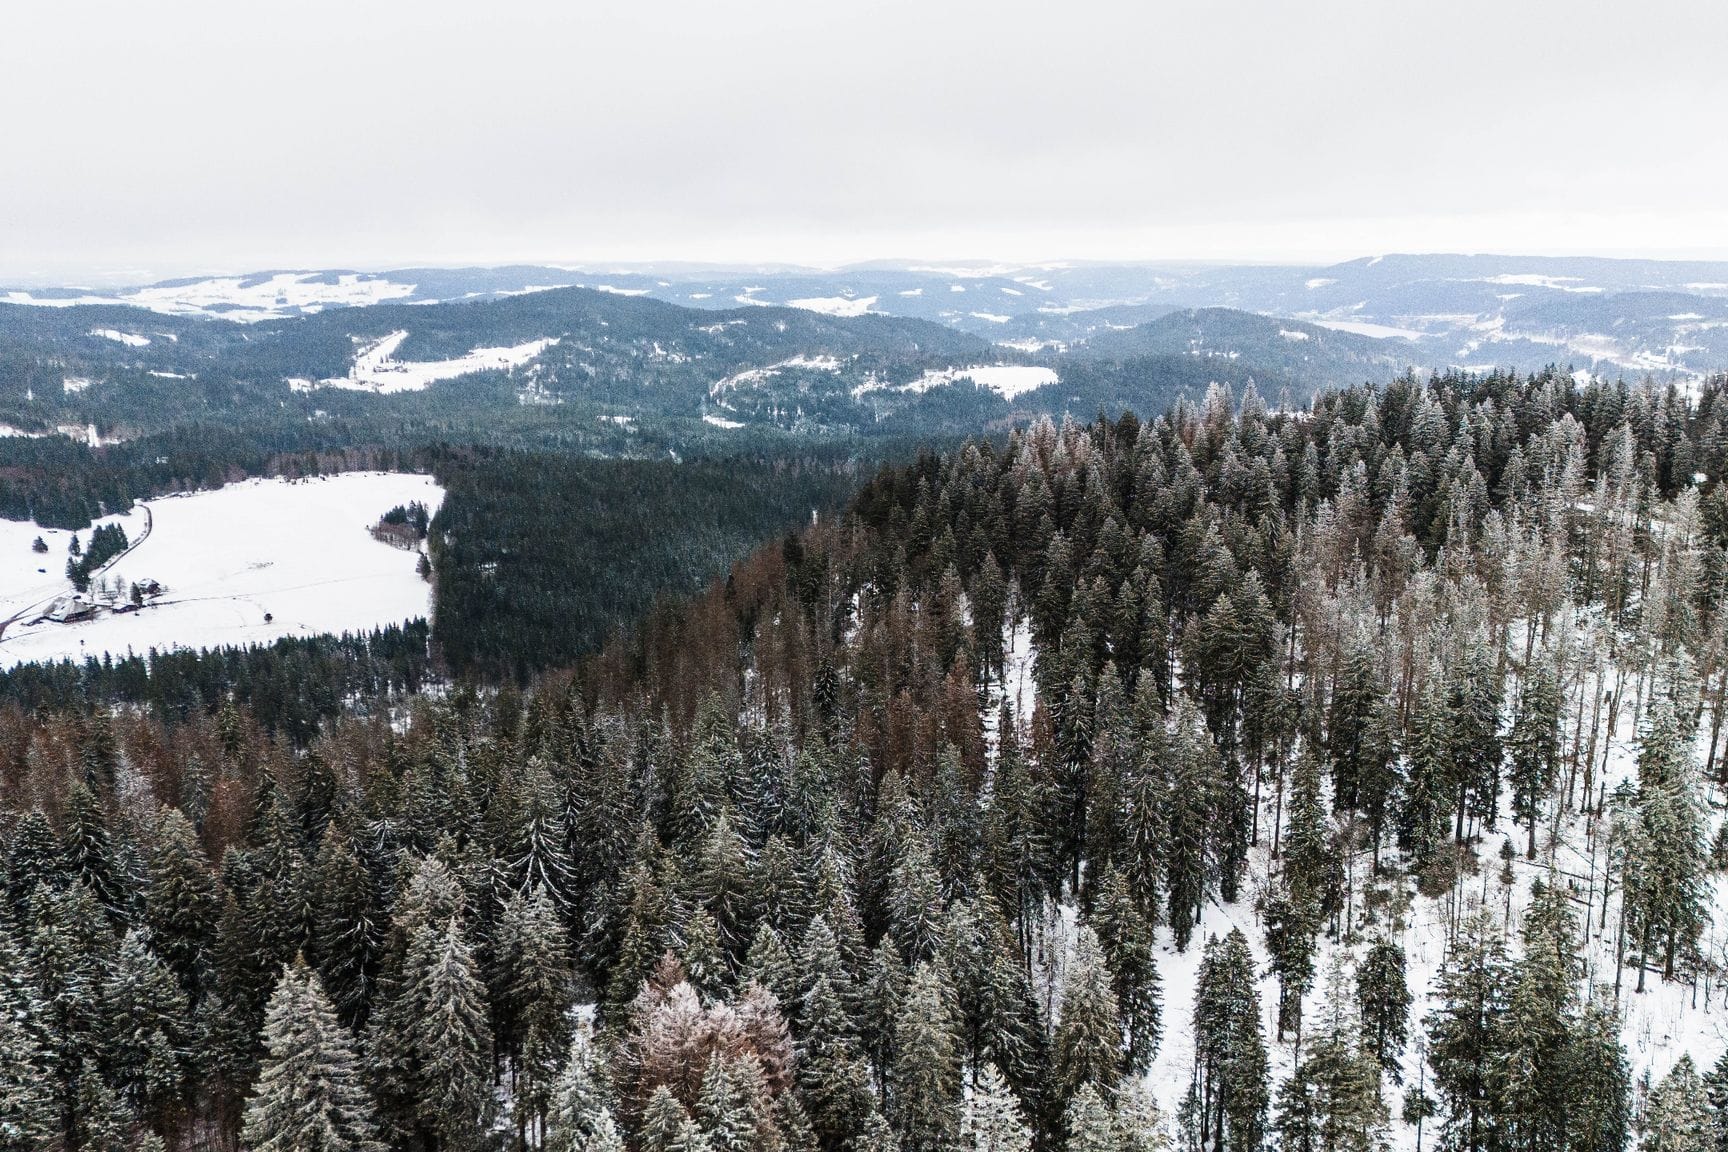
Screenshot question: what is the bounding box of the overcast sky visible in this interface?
[6,0,1728,282]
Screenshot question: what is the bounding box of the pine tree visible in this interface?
[307,825,383,1028]
[242,959,386,1152]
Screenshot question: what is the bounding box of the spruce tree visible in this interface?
[306,825,383,1028]
[0,1001,57,1152]
[1425,912,1509,1152]
[101,928,198,1138]
[961,1062,1032,1152]
[242,959,386,1152]
[1089,868,1162,1073]
[889,961,962,1152]
[370,917,495,1151]
[1644,1057,1713,1152]
[545,1031,612,1152]
[143,806,217,1004]
[1053,926,1123,1106]
[1354,940,1411,1084]
[1193,929,1267,1152]
[1507,661,1563,859]
[797,971,873,1151]
[1063,1082,1117,1152]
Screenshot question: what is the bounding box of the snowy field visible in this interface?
[0,472,442,668]
[289,330,559,394]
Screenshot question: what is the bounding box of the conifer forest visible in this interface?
[12,366,1728,1152]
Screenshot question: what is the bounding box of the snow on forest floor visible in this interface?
[993,625,1728,1142]
[0,472,442,668]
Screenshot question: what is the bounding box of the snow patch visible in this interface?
[785,295,878,318]
[305,330,559,394]
[88,328,150,347]
[862,364,1058,402]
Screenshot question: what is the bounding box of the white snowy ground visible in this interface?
[0,472,442,668]
[853,365,1060,404]
[290,330,559,394]
[994,623,1728,1140]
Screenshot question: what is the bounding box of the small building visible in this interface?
[47,595,97,623]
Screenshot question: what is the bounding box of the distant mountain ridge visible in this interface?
[9,253,1728,381]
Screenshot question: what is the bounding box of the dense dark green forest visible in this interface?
[7,367,1728,1152]
[428,449,865,678]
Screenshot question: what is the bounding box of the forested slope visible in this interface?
[7,368,1728,1152]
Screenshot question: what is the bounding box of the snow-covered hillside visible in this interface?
[0,472,442,667]
[999,618,1728,1143]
